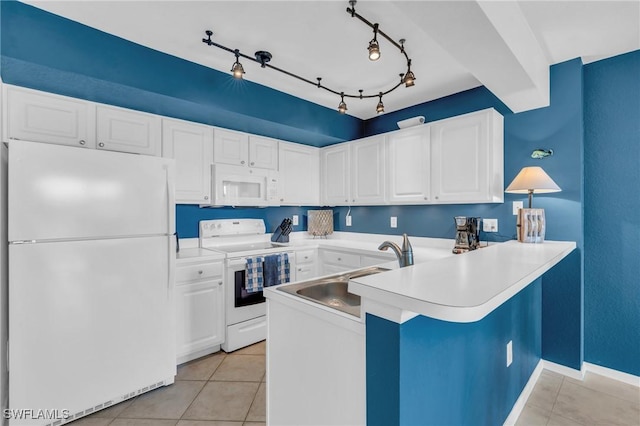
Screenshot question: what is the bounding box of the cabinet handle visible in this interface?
[344,199,348,202]
[424,197,428,200]
[280,198,284,202]
[241,160,246,165]
[79,140,86,146]
[304,256,309,260]
[198,270,203,275]
[435,196,439,200]
[250,162,255,166]
[337,257,342,261]
[98,142,105,148]
[218,281,223,286]
[204,195,209,200]
[352,199,355,202]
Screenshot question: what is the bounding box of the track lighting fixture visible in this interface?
[376,93,384,114]
[368,23,381,61]
[201,0,417,114]
[231,49,245,79]
[338,92,348,114]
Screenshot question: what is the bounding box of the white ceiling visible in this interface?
[23,0,640,119]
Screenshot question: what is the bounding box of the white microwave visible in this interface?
[211,164,279,206]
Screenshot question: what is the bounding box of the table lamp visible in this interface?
[505,166,561,243]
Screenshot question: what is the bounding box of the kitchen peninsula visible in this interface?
[265,236,575,426]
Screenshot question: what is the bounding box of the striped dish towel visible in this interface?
[277,252,290,285]
[245,256,265,293]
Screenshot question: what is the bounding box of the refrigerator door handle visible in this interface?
[168,236,176,291]
[164,163,175,235]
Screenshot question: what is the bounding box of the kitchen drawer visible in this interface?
[296,249,316,264]
[322,250,360,268]
[295,264,315,282]
[176,262,223,283]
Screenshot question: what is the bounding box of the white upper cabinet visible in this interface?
[3,84,96,149]
[387,126,431,204]
[213,129,278,170]
[350,135,386,205]
[249,135,279,170]
[96,105,162,156]
[321,143,350,206]
[213,128,249,166]
[278,141,319,206]
[430,108,503,203]
[162,118,214,204]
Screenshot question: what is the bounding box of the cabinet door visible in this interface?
[278,141,320,205]
[162,118,214,204]
[175,279,224,358]
[3,85,96,149]
[431,109,501,203]
[387,127,431,204]
[351,135,386,205]
[213,128,249,166]
[249,135,278,170]
[96,105,161,156]
[321,144,350,206]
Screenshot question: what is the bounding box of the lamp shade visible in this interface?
[505,166,561,194]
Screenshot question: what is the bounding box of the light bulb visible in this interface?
[368,40,380,61]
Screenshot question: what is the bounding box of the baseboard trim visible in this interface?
[583,362,640,387]
[503,360,544,426]
[542,359,585,380]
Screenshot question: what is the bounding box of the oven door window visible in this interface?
[235,269,265,307]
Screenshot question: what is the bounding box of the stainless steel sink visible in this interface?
[278,266,390,317]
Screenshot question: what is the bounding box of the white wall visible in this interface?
[1,88,8,426]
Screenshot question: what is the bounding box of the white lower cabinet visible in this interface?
[294,248,317,281]
[175,259,224,364]
[267,295,365,426]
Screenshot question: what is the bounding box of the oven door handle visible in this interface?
[228,258,249,268]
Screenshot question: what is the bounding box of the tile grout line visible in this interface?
[177,353,229,422]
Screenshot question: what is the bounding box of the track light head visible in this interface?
[368,39,380,61]
[338,93,348,114]
[231,49,245,79]
[376,93,384,114]
[403,70,415,87]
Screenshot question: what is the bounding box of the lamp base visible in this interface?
[517,208,546,243]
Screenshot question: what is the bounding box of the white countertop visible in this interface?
[349,240,576,324]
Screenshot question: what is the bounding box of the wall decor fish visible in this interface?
[531,149,553,159]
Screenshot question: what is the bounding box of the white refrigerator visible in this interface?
[7,140,176,426]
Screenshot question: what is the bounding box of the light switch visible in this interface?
[292,215,299,226]
[390,216,397,228]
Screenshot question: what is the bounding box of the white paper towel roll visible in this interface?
[397,116,426,129]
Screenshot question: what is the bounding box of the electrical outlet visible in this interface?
[513,201,524,215]
[390,216,397,228]
[346,215,352,227]
[483,218,498,232]
[292,215,299,226]
[506,341,513,367]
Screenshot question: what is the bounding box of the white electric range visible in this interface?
[199,219,296,352]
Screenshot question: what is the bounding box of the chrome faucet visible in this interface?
[378,233,414,267]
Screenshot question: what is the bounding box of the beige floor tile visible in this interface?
[67,417,113,426]
[88,398,136,418]
[243,423,266,426]
[211,355,265,382]
[231,341,266,356]
[546,413,584,426]
[118,381,205,419]
[515,404,551,426]
[553,380,640,425]
[526,371,564,412]
[177,421,242,426]
[110,420,177,426]
[565,372,640,405]
[245,383,266,422]
[177,352,227,381]
[182,381,259,421]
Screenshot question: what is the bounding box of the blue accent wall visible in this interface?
[583,50,640,376]
[367,279,542,426]
[0,1,361,146]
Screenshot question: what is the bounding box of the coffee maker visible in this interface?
[453,216,481,254]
